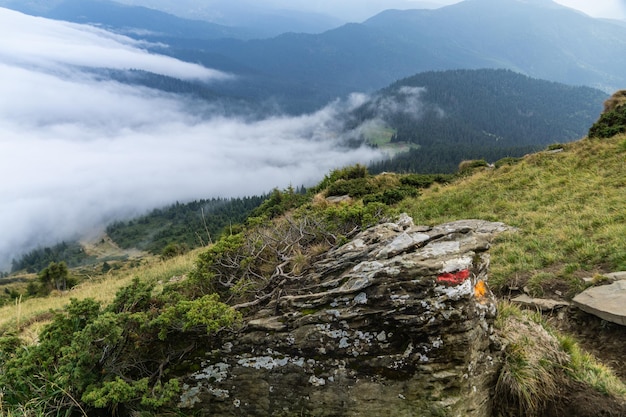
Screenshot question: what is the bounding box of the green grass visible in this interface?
[363,124,396,146]
[399,135,626,295]
[495,303,567,415]
[558,334,626,398]
[360,123,420,156]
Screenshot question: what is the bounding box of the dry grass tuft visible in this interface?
[495,303,569,416]
[494,303,626,416]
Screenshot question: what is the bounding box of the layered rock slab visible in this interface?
[573,274,626,326]
[179,215,510,416]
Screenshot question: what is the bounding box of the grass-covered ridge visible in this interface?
[399,134,626,297]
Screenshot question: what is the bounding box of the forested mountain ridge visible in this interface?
[351,69,607,173]
[105,195,269,255]
[150,0,626,111]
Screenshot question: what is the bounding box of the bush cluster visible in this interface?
[190,199,394,303]
[588,104,626,138]
[0,279,239,415]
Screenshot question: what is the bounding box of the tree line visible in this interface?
[6,196,269,275]
[105,195,269,255]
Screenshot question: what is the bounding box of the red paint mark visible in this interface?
[437,269,470,286]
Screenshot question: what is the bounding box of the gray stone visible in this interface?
[572,279,626,325]
[605,271,626,281]
[178,215,512,416]
[511,294,570,311]
[325,195,351,203]
[582,271,626,284]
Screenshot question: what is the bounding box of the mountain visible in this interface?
[362,0,626,91]
[0,0,343,39]
[5,0,624,113]
[186,6,343,38]
[151,0,626,110]
[350,69,608,173]
[109,0,451,28]
[94,0,345,36]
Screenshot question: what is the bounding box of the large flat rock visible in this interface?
[605,271,626,281]
[572,280,626,326]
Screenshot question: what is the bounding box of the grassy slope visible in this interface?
[399,134,626,297]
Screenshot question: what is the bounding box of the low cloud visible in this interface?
[377,86,429,118]
[0,9,382,268]
[353,85,444,127]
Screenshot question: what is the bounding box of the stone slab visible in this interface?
[572,280,626,326]
[582,271,626,284]
[511,294,570,311]
[605,271,626,281]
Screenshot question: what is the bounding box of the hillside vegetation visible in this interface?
[399,133,626,297]
[1,132,625,415]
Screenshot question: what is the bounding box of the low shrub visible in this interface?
[458,159,489,174]
[588,104,626,138]
[0,281,239,415]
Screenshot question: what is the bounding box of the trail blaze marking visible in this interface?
[437,269,470,286]
[474,279,487,299]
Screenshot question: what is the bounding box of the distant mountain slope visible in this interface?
[362,0,626,92]
[94,0,345,36]
[8,195,267,273]
[353,69,608,173]
[157,0,626,110]
[5,0,624,113]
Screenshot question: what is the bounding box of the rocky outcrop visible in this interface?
[178,215,510,416]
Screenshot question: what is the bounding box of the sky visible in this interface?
[0,8,383,269]
[553,0,626,20]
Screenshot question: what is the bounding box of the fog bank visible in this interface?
[0,8,382,269]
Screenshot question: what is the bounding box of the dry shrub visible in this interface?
[603,90,626,113]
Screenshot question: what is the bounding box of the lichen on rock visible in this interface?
[179,215,510,416]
